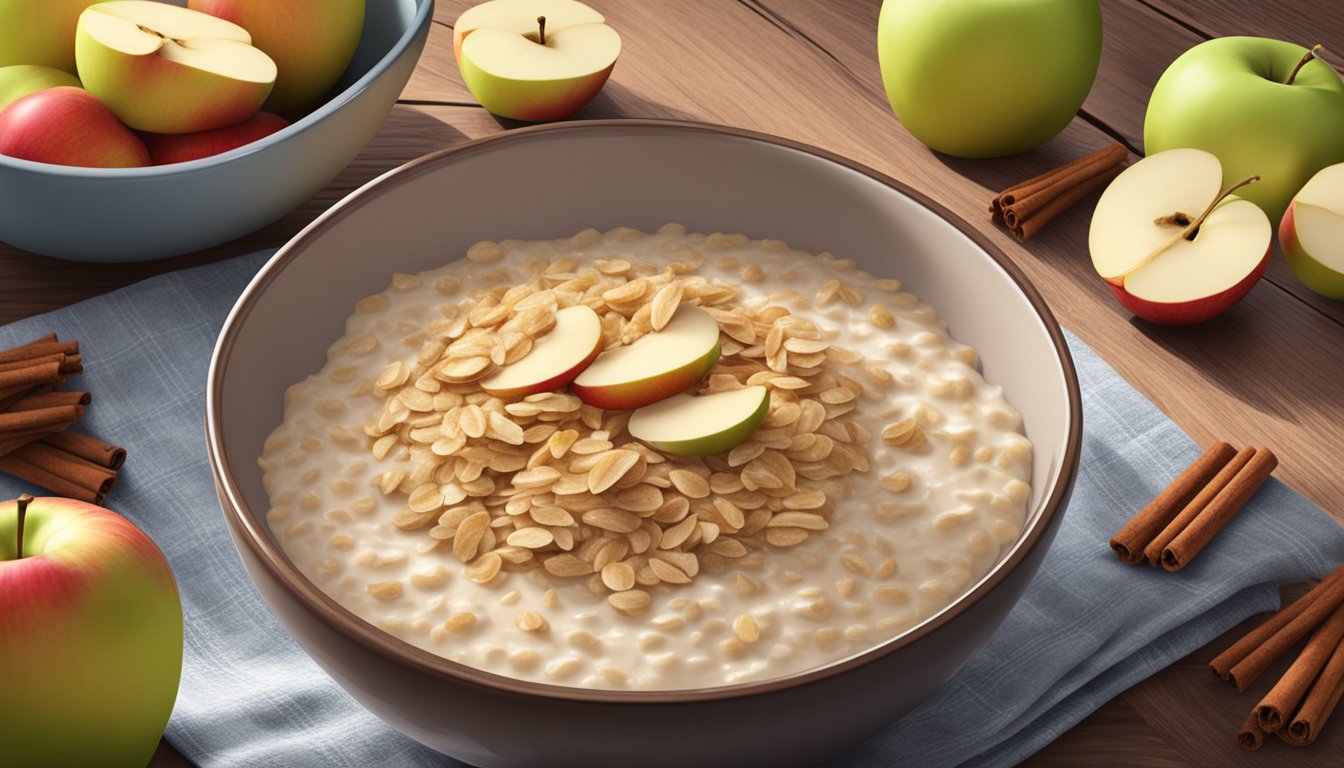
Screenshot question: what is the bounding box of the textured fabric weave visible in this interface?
[2,251,1340,768]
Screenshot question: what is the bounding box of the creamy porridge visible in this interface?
[260,224,1032,690]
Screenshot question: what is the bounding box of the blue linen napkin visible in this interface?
[1,251,1341,768]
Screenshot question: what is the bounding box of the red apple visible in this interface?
[1,495,183,768]
[141,111,288,165]
[571,304,721,410]
[1089,148,1271,325]
[480,305,602,398]
[0,86,148,167]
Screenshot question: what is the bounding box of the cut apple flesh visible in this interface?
[1292,164,1344,273]
[1090,148,1223,281]
[571,304,721,411]
[629,386,770,457]
[1121,197,1270,302]
[81,2,275,82]
[461,23,621,80]
[455,0,606,50]
[480,305,602,398]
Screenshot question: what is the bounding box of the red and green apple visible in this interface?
[629,385,770,456]
[1,495,183,768]
[141,111,288,165]
[0,86,149,168]
[0,65,81,112]
[0,0,108,73]
[571,303,721,410]
[480,305,603,398]
[1281,163,1344,300]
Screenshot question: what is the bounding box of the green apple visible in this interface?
[0,65,81,112]
[481,305,603,398]
[189,0,366,114]
[0,0,108,74]
[1090,148,1270,325]
[1281,163,1344,299]
[1,495,183,768]
[629,385,770,456]
[0,86,150,168]
[455,0,621,122]
[1145,38,1344,224]
[571,303,721,410]
[76,1,276,134]
[877,0,1102,158]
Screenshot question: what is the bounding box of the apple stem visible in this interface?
[1285,44,1324,85]
[1152,175,1261,241]
[537,15,547,46]
[14,493,32,560]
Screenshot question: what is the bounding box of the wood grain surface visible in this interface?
[2,1,1339,765]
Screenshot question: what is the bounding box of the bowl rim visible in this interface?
[0,0,435,177]
[206,118,1084,704]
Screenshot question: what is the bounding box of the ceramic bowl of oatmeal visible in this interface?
[207,120,1082,768]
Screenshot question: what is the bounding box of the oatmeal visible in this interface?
[260,224,1032,690]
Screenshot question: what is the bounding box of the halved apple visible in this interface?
[480,305,602,398]
[629,385,770,456]
[571,304,721,410]
[455,0,620,122]
[1089,148,1271,325]
[1281,163,1344,300]
[75,1,276,134]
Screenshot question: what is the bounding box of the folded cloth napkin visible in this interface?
[2,251,1341,768]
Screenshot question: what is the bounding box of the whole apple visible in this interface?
[0,65,81,112]
[1145,37,1344,224]
[0,0,108,73]
[190,0,366,114]
[877,0,1102,158]
[1,495,183,768]
[142,111,289,165]
[0,86,149,168]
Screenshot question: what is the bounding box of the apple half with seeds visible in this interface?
[1090,148,1271,325]
[571,304,721,410]
[629,385,770,456]
[480,305,602,398]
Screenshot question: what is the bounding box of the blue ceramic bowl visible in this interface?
[0,0,433,262]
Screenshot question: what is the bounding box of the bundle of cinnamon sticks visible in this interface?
[989,143,1128,242]
[1110,441,1277,571]
[1220,566,1344,749]
[0,334,125,503]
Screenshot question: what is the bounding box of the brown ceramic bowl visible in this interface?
[206,120,1082,767]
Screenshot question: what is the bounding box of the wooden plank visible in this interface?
[1149,0,1344,49]
[399,20,477,104]
[0,104,501,324]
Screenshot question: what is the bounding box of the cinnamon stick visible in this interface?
[0,404,83,435]
[1161,446,1277,571]
[0,453,109,504]
[1228,571,1344,691]
[1212,567,1344,680]
[0,359,62,393]
[0,340,78,365]
[1236,709,1265,750]
[43,431,126,470]
[1285,631,1344,745]
[0,444,116,504]
[8,390,91,411]
[1143,445,1254,565]
[1257,599,1344,731]
[1110,441,1236,564]
[0,384,53,412]
[0,429,65,458]
[990,143,1128,242]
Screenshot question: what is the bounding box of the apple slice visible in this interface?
[456,0,620,122]
[480,305,602,398]
[571,304,721,411]
[1281,163,1344,299]
[629,386,770,456]
[76,1,276,134]
[1088,148,1271,325]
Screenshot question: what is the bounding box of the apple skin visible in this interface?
[1144,37,1344,224]
[482,336,602,399]
[0,496,183,768]
[0,87,149,168]
[0,0,108,74]
[1280,203,1344,301]
[570,340,721,411]
[877,0,1102,158]
[1108,247,1269,325]
[141,111,288,165]
[0,65,82,112]
[458,54,615,123]
[188,0,365,114]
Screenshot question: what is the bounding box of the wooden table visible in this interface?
[5,1,1340,765]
